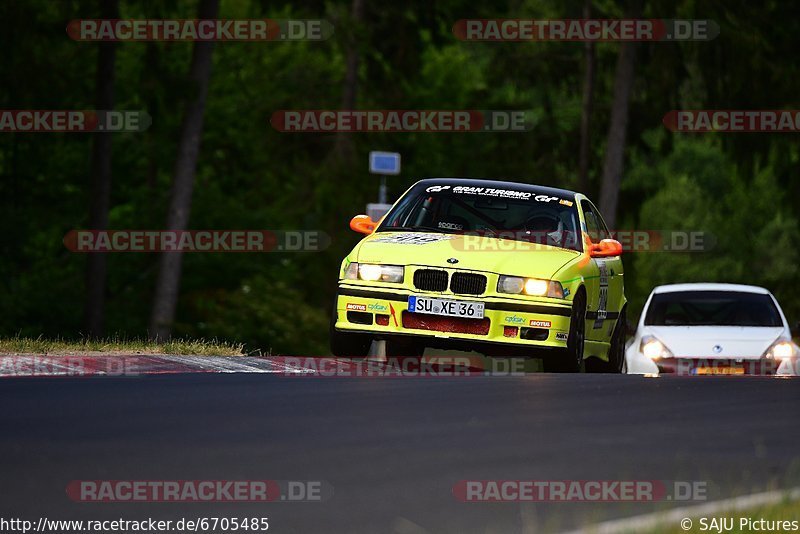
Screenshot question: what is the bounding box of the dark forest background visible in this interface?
[2,0,799,354]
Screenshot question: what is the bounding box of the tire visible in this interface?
[329,303,371,358]
[544,289,586,373]
[588,306,627,373]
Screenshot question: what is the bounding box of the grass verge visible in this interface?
[644,495,800,534]
[0,335,245,356]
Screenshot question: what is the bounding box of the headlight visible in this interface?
[525,279,549,295]
[497,276,564,298]
[763,339,796,361]
[344,262,404,283]
[344,262,359,280]
[640,335,674,360]
[358,264,383,281]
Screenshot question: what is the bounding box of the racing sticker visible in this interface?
[427,184,564,203]
[593,260,609,329]
[438,221,463,231]
[530,320,552,328]
[346,303,367,311]
[426,185,451,193]
[371,233,455,245]
[555,332,568,342]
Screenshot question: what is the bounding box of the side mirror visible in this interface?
[350,214,377,235]
[589,238,623,258]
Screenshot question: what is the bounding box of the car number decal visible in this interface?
[594,260,609,329]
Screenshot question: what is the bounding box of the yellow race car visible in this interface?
[331,178,626,372]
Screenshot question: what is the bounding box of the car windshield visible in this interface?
[378,184,581,251]
[644,291,783,327]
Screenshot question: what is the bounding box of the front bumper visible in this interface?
[334,284,572,353]
[627,353,798,376]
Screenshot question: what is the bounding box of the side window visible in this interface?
[581,200,609,242]
[581,200,601,242]
[593,204,611,240]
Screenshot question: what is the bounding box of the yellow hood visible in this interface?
[353,231,580,280]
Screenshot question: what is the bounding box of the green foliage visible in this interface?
[2,0,800,351]
[628,139,800,320]
[182,272,330,355]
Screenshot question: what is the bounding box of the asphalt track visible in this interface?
[0,366,798,533]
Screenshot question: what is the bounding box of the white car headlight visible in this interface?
[344,262,404,283]
[763,339,796,361]
[498,276,564,298]
[640,335,674,360]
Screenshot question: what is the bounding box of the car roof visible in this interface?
[413,178,578,199]
[652,283,772,295]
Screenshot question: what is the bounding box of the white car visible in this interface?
[626,283,798,376]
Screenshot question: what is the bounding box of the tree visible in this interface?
[332,0,365,161]
[598,39,637,228]
[84,0,119,336]
[149,0,219,340]
[595,0,643,228]
[577,0,596,195]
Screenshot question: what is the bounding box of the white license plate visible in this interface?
[408,296,485,319]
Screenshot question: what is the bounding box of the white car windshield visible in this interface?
[644,291,782,327]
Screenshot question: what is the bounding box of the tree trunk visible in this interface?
[333,0,365,160]
[577,0,595,195]
[598,41,637,229]
[149,0,219,341]
[84,0,118,337]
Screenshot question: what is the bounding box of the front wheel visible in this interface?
[544,290,586,373]
[330,330,371,358]
[329,303,371,358]
[588,306,627,373]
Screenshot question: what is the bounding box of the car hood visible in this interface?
[354,231,580,279]
[644,326,785,359]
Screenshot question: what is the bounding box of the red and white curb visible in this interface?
[0,354,309,378]
[0,353,492,378]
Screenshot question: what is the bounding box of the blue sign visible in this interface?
[369,151,401,175]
